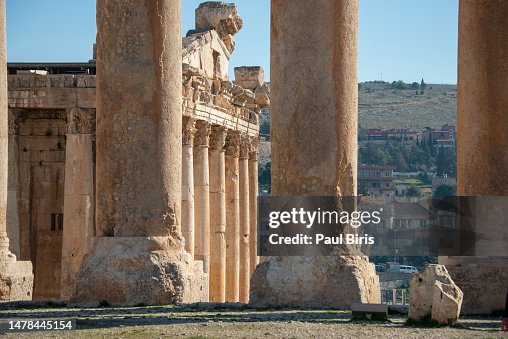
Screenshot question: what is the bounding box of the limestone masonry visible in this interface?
[0,0,507,315]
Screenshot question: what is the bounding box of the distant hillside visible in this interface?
[359,81,457,131]
[258,81,457,166]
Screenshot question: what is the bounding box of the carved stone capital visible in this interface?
[66,108,95,134]
[194,120,211,147]
[210,125,227,151]
[224,130,241,157]
[239,136,251,160]
[182,117,196,146]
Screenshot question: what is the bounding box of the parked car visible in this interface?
[399,265,419,274]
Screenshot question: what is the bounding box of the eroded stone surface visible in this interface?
[409,264,463,324]
[195,2,243,38]
[250,256,380,308]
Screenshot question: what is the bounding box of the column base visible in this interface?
[250,256,380,308]
[439,256,508,315]
[0,253,34,301]
[68,237,208,307]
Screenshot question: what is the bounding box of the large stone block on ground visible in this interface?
[195,2,243,37]
[0,257,33,301]
[69,237,208,307]
[409,264,463,325]
[250,256,380,308]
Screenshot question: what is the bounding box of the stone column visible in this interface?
[248,140,259,275]
[7,110,20,258]
[224,130,240,302]
[438,0,508,315]
[0,0,33,301]
[70,0,207,307]
[194,121,211,273]
[60,108,95,300]
[239,136,250,303]
[182,117,196,257]
[209,125,227,302]
[250,0,380,308]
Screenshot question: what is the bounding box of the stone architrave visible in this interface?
[209,125,228,302]
[0,0,33,301]
[439,0,508,315]
[69,0,207,307]
[250,0,380,308]
[224,130,241,302]
[60,107,95,300]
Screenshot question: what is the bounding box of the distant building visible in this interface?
[358,165,396,197]
[422,124,456,151]
[364,126,418,146]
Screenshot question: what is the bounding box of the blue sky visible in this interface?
[5,0,458,84]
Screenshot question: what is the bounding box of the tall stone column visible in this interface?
[60,108,95,300]
[194,121,211,273]
[0,0,33,301]
[182,117,196,257]
[209,125,227,302]
[238,136,250,303]
[439,0,508,315]
[248,140,259,275]
[7,110,20,258]
[250,0,380,308]
[70,0,207,306]
[224,130,240,302]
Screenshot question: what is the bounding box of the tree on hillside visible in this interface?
[421,78,427,90]
[411,82,419,90]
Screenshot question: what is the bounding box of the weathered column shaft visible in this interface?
[248,145,259,275]
[209,125,227,302]
[61,108,95,300]
[271,0,358,196]
[239,137,250,303]
[182,118,196,257]
[95,0,182,238]
[457,0,508,195]
[439,0,508,315]
[0,0,33,302]
[225,131,240,302]
[250,0,380,308]
[70,0,207,307]
[0,0,7,248]
[7,111,20,257]
[194,121,211,273]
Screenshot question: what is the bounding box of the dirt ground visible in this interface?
[0,304,504,338]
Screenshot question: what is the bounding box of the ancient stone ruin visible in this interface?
[4,1,266,305]
[409,265,463,325]
[0,0,506,316]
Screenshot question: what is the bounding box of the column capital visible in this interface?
[224,130,241,157]
[182,117,197,146]
[66,107,95,135]
[210,125,228,151]
[239,136,251,160]
[194,120,211,147]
